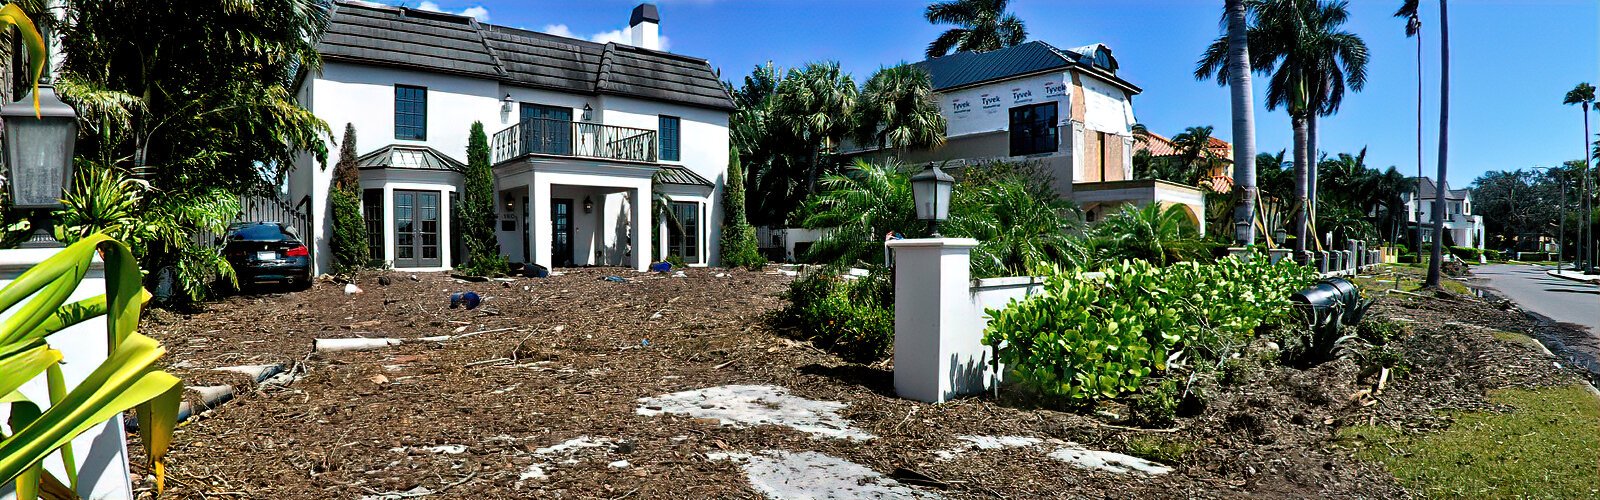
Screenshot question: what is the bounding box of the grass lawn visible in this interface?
[1339,385,1600,499]
[1354,264,1473,296]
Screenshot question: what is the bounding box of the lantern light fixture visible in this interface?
[1,78,80,248]
[909,162,954,237]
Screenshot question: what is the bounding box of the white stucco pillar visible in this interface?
[885,238,991,403]
[531,177,552,270]
[632,186,652,271]
[0,248,132,500]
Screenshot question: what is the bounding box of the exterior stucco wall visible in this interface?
[293,60,732,273]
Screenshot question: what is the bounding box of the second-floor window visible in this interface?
[659,115,681,161]
[1009,102,1058,156]
[394,84,427,140]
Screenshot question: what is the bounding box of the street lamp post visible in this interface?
[1,76,80,248]
[910,163,953,237]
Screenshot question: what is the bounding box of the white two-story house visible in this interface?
[1405,177,1484,250]
[290,1,733,274]
[853,41,1207,233]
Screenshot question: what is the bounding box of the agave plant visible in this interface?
[0,235,182,499]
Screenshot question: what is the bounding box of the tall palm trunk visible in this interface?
[1582,102,1593,272]
[1307,112,1319,245]
[1425,0,1450,288]
[1413,21,1424,264]
[1226,0,1258,246]
[1292,115,1310,257]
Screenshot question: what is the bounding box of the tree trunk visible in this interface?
[1292,115,1310,257]
[1226,0,1258,246]
[1425,0,1450,288]
[1581,102,1593,273]
[1307,112,1319,228]
[1414,23,1424,264]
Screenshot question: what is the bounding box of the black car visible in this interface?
[221,222,311,289]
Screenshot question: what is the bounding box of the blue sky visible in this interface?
[395,0,1599,188]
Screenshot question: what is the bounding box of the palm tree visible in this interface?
[1396,0,1424,264]
[923,0,1027,58]
[945,176,1086,277]
[1088,203,1200,266]
[855,64,948,156]
[1424,0,1451,288]
[1226,0,1259,246]
[1196,0,1261,245]
[1563,83,1595,272]
[800,160,919,265]
[773,61,858,197]
[1201,0,1367,261]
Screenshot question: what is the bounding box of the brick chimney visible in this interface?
[629,4,660,50]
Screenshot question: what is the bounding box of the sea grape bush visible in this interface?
[982,255,1319,403]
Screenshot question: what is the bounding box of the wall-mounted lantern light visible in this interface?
[1,78,80,247]
[910,162,953,237]
[504,193,514,211]
[501,94,514,114]
[583,196,594,214]
[581,103,593,122]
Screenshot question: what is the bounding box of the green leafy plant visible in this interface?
[945,174,1087,278]
[779,266,895,362]
[54,162,239,302]
[984,255,1318,404]
[0,234,182,499]
[456,122,506,276]
[1085,203,1203,266]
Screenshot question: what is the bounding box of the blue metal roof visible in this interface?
[911,41,1141,94]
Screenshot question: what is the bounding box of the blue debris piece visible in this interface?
[649,261,672,273]
[450,291,482,310]
[603,276,627,283]
[641,339,650,347]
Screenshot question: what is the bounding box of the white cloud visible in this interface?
[541,26,670,51]
[413,1,489,21]
[589,28,629,45]
[541,24,577,39]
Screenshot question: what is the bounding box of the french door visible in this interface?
[520,103,573,156]
[551,198,574,267]
[394,190,441,268]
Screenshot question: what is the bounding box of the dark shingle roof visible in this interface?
[911,41,1141,94]
[355,145,467,172]
[1414,177,1469,200]
[656,165,712,187]
[317,1,734,111]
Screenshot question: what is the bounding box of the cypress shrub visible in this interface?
[720,147,765,269]
[330,123,370,273]
[457,121,507,275]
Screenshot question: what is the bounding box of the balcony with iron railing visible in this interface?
[491,118,658,165]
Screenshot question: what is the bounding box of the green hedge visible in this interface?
[1449,246,1483,261]
[780,267,894,362]
[983,256,1319,403]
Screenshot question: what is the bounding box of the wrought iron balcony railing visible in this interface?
[491,118,658,164]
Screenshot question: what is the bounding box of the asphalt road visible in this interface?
[1472,264,1600,335]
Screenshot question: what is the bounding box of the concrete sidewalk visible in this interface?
[1547,269,1600,284]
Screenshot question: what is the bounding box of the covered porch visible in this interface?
[494,159,655,271]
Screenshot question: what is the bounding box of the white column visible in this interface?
[439,187,452,269]
[885,237,989,403]
[0,248,132,500]
[632,186,652,271]
[531,177,552,270]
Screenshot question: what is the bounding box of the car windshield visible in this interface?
[230,224,292,242]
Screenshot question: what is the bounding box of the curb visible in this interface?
[1546,269,1600,285]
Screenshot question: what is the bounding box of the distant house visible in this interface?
[290,1,733,274]
[1404,177,1484,250]
[1132,129,1234,194]
[851,41,1208,233]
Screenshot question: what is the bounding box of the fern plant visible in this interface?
[0,235,183,499]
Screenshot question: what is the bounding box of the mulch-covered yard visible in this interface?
[128,265,1597,499]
